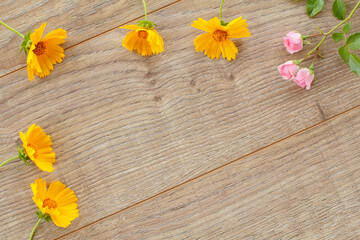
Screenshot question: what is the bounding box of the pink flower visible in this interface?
[283,31,303,54]
[293,68,314,90]
[278,61,300,80]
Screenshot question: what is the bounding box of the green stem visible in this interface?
[304,0,360,60]
[0,156,18,167]
[304,33,323,38]
[219,0,224,21]
[141,0,148,21]
[29,218,42,240]
[344,33,352,53]
[312,48,319,65]
[0,20,24,38]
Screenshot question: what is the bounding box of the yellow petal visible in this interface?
[220,39,238,61]
[191,17,220,33]
[34,160,54,172]
[141,39,151,56]
[194,33,213,52]
[31,23,47,44]
[147,30,163,54]
[51,213,72,228]
[207,39,219,59]
[28,125,45,142]
[136,38,143,55]
[26,124,36,140]
[47,181,66,199]
[19,131,27,144]
[26,45,35,64]
[226,17,251,38]
[37,56,51,77]
[27,64,35,81]
[57,205,79,220]
[42,29,67,43]
[31,179,47,200]
[120,25,139,31]
[31,56,43,75]
[55,188,78,206]
[45,47,65,64]
[37,147,54,154]
[122,31,138,51]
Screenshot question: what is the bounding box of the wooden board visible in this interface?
[60,107,360,240]
[0,0,178,76]
[0,0,359,239]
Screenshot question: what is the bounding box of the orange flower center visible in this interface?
[137,30,148,39]
[27,143,38,158]
[213,30,228,42]
[33,41,46,56]
[42,198,57,209]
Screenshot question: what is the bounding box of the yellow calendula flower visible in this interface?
[19,124,56,172]
[191,16,250,61]
[27,23,67,81]
[31,179,79,228]
[120,24,164,56]
[29,179,79,239]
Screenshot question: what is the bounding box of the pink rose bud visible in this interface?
[283,31,303,54]
[293,68,314,90]
[278,61,300,80]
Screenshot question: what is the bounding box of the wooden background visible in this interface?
[0,0,359,239]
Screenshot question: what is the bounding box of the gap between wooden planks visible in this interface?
[0,0,183,78]
[56,104,360,239]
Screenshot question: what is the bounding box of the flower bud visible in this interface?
[278,60,300,80]
[293,68,314,90]
[283,31,303,54]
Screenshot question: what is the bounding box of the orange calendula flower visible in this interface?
[27,23,67,81]
[29,179,79,239]
[19,124,56,172]
[120,24,164,56]
[191,16,250,61]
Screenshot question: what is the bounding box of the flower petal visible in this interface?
[221,39,238,61]
[33,160,54,172]
[42,29,67,43]
[194,33,213,52]
[226,17,251,38]
[120,25,139,31]
[191,17,221,33]
[47,181,66,199]
[31,178,47,201]
[31,23,47,44]
[56,192,78,209]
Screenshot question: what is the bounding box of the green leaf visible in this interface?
[306,0,325,17]
[338,46,350,64]
[332,33,344,42]
[349,54,360,75]
[343,22,351,34]
[332,0,347,20]
[346,33,360,50]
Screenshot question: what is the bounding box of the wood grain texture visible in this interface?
[0,0,177,76]
[61,107,360,240]
[0,0,359,239]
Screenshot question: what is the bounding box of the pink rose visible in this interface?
[278,61,300,80]
[293,68,314,90]
[283,31,303,54]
